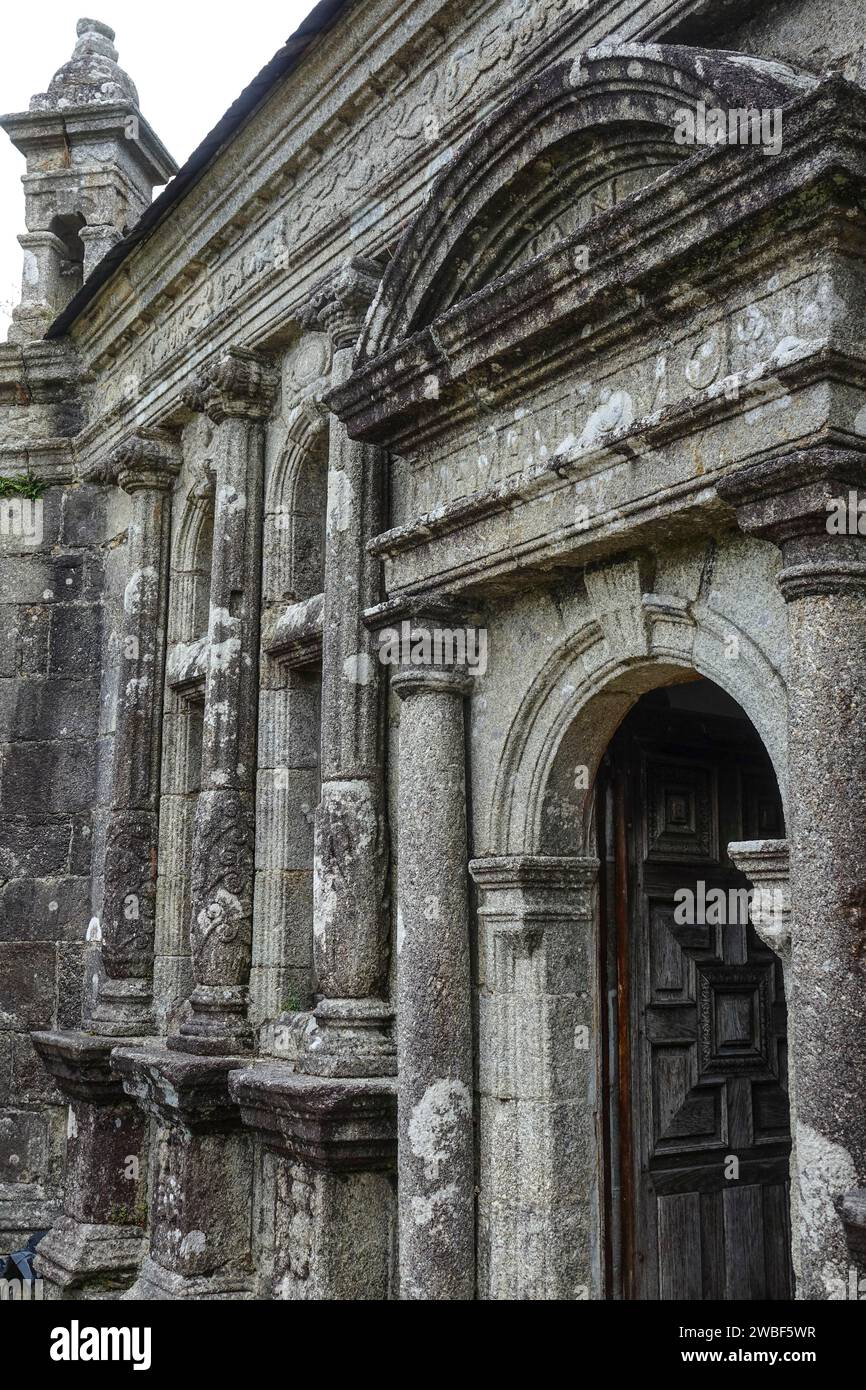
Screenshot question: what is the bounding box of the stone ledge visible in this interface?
[229,1065,397,1172]
[31,1030,148,1105]
[112,1045,247,1132]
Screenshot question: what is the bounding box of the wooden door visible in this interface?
[598,695,794,1300]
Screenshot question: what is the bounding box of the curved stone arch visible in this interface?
[263,396,329,607]
[359,43,813,363]
[489,585,788,858]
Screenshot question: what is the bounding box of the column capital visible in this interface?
[98,430,181,494]
[392,664,473,700]
[716,445,866,599]
[470,854,598,888]
[727,839,791,960]
[301,257,381,352]
[183,346,277,423]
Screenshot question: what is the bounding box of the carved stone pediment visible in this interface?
[356,43,814,361]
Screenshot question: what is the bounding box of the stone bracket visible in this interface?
[229,1066,397,1172]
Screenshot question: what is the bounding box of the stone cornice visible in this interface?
[0,102,177,186]
[365,352,863,573]
[330,77,866,446]
[60,1,726,370]
[112,1046,247,1132]
[262,592,324,668]
[31,1030,132,1105]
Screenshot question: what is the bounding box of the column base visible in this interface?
[30,1030,150,1299]
[36,1216,145,1300]
[89,977,154,1038]
[302,996,396,1077]
[113,1045,255,1297]
[123,1254,255,1301]
[167,984,253,1056]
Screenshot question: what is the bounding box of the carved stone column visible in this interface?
[170,347,276,1056]
[27,432,176,1299]
[304,258,393,1077]
[468,856,599,1300]
[393,646,475,1301]
[90,431,180,1036]
[719,446,866,1298]
[30,1034,147,1298]
[727,840,799,1286]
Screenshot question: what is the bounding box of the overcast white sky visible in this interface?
[0,0,317,337]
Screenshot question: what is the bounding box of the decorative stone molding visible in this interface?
[262,591,324,669]
[106,430,182,494]
[717,446,866,599]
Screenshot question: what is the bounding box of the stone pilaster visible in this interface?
[112,1047,254,1299]
[392,647,475,1301]
[468,856,599,1300]
[719,446,866,1298]
[30,1033,147,1298]
[229,1067,397,1299]
[170,348,276,1056]
[303,258,394,1077]
[90,431,180,1037]
[727,840,800,1286]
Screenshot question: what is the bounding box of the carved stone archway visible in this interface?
[470,555,792,1299]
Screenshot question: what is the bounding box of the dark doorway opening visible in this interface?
[596,678,794,1300]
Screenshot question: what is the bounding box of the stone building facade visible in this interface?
[1,0,866,1300]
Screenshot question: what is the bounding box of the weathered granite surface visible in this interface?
[2,0,866,1300]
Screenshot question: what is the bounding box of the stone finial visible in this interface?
[30,17,139,112]
[301,258,381,351]
[184,348,277,423]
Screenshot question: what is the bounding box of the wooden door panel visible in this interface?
[602,703,794,1300]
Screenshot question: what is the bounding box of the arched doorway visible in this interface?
[595,677,793,1300]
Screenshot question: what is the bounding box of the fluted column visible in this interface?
[91,431,180,1037]
[393,651,474,1301]
[170,347,276,1056]
[719,446,866,1298]
[305,259,393,1076]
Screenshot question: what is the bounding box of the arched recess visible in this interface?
[153,452,215,1033]
[358,43,813,364]
[262,398,329,610]
[252,397,329,1036]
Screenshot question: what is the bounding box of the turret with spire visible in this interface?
[0,18,178,343]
